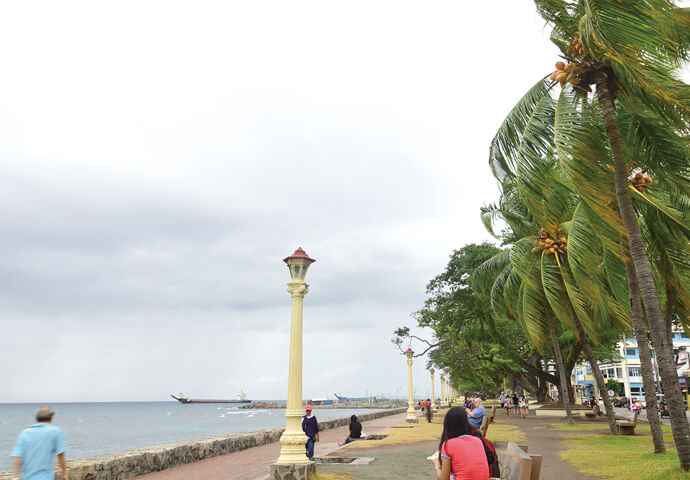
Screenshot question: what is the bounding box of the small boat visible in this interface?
[171,392,251,404]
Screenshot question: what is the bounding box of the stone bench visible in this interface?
[584,404,601,421]
[617,410,639,435]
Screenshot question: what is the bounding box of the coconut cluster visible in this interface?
[629,171,653,193]
[532,228,568,257]
[549,61,583,87]
[567,34,585,57]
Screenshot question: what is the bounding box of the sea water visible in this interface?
[0,402,384,471]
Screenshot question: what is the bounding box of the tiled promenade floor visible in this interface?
[134,411,409,480]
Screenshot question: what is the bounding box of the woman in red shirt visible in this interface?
[432,407,489,480]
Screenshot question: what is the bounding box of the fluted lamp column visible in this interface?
[405,348,418,423]
[440,375,446,407]
[444,369,451,406]
[430,368,437,410]
[276,247,315,466]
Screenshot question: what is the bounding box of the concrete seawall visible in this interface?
[0,407,406,480]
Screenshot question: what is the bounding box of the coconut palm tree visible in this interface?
[486,79,636,432]
[479,164,635,433]
[533,0,690,469]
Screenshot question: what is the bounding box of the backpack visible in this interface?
[472,432,500,477]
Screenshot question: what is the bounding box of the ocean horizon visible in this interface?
[0,401,386,471]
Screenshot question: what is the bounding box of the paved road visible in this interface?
[612,406,690,425]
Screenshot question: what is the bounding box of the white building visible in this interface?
[572,330,690,402]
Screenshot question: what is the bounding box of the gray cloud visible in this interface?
[0,0,613,402]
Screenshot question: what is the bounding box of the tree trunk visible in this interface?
[566,376,575,405]
[596,68,690,469]
[515,371,541,401]
[565,343,582,404]
[546,305,574,423]
[572,313,618,433]
[625,258,666,453]
[536,381,548,403]
[665,285,675,348]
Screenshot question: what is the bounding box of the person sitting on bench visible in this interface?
[466,398,486,430]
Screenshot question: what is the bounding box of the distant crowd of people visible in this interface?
[499,391,528,419]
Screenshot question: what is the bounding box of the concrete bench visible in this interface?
[617,410,639,435]
[491,442,542,480]
[584,404,601,421]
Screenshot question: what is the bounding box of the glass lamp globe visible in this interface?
[283,247,316,281]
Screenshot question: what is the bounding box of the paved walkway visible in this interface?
[134,412,408,480]
[497,415,599,479]
[317,410,603,479]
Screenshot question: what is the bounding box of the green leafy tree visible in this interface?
[394,243,576,401]
[606,379,624,397]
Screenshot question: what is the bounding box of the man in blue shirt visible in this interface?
[11,406,68,480]
[466,397,486,430]
[301,405,319,460]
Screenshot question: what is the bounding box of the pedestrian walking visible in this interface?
[499,392,505,411]
[11,406,68,480]
[512,393,519,415]
[519,395,528,419]
[504,395,512,418]
[301,405,319,460]
[425,399,433,423]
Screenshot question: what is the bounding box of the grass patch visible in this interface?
[342,410,525,451]
[553,422,674,442]
[485,422,527,444]
[310,473,353,480]
[560,433,687,479]
[343,412,447,449]
[552,422,613,431]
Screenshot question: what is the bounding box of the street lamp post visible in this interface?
[405,348,418,423]
[440,375,446,407]
[444,369,451,405]
[273,248,316,479]
[430,368,437,410]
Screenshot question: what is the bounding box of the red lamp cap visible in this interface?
[283,247,315,264]
[404,347,414,354]
[430,368,435,373]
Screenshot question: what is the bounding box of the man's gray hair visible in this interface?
[36,406,55,422]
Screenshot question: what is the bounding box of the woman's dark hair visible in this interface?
[438,407,472,466]
[350,415,358,422]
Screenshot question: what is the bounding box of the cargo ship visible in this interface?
[170,392,251,404]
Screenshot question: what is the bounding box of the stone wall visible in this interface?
[0,408,405,480]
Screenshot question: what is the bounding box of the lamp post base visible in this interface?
[270,462,316,480]
[406,404,418,423]
[276,430,311,465]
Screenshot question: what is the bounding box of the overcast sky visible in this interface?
[2,1,686,403]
